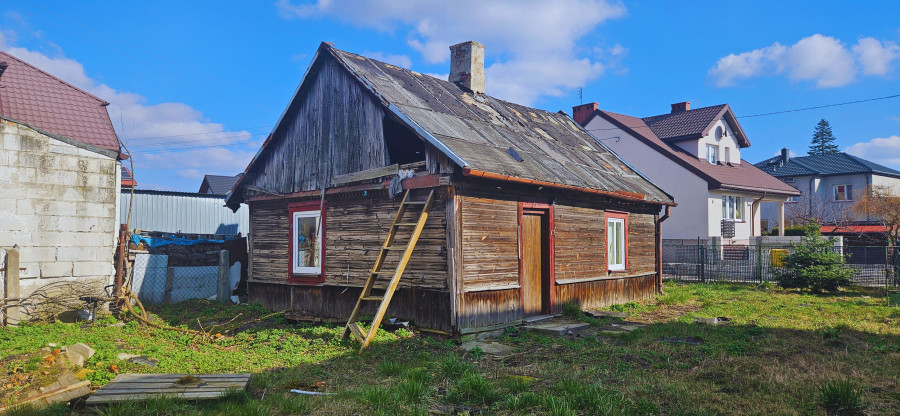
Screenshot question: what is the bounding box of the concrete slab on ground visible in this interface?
[586,310,628,319]
[460,341,516,357]
[522,320,590,336]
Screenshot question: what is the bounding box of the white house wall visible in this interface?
[0,120,119,314]
[584,116,708,240]
[761,173,878,226]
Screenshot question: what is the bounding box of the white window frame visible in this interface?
[607,217,626,271]
[833,184,853,201]
[292,209,323,275]
[722,195,743,221]
[706,144,718,164]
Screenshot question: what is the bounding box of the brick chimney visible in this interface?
[671,101,690,113]
[449,41,485,94]
[572,102,598,126]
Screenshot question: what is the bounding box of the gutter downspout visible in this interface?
[751,192,767,236]
[655,205,671,294]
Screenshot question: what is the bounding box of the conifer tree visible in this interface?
[808,119,839,155]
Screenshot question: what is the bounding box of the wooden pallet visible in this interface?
[86,373,251,404]
[341,188,435,353]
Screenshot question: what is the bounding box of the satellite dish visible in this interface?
[715,126,724,141]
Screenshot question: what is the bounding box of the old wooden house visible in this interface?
[225,41,675,335]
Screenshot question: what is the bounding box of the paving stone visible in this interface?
[126,356,159,367]
[522,321,590,336]
[66,350,85,367]
[460,341,515,357]
[116,353,140,361]
[68,343,95,360]
[586,310,628,319]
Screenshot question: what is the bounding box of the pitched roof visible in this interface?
[755,152,900,179]
[0,51,120,152]
[230,43,673,206]
[640,104,750,147]
[596,110,800,196]
[121,165,136,188]
[200,174,242,195]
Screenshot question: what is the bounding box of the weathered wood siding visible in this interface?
[459,196,520,290]
[244,56,388,194]
[554,205,605,282]
[554,273,656,310]
[457,289,522,332]
[249,189,448,289]
[249,282,452,331]
[628,213,657,275]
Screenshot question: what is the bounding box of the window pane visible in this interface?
[295,214,320,268]
[846,185,852,200]
[735,197,742,220]
[722,196,727,219]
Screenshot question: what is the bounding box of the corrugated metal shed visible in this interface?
[120,190,249,235]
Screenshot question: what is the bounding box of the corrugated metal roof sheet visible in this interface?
[328,46,672,204]
[0,51,120,152]
[120,190,249,235]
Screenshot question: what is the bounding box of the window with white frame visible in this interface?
[834,184,853,201]
[607,214,627,271]
[722,195,743,221]
[706,145,718,164]
[291,208,323,275]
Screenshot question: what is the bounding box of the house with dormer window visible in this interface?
[574,101,800,242]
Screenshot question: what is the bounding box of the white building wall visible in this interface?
[584,116,708,240]
[0,120,119,315]
[761,173,893,226]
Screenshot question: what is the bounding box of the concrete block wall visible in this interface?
[0,120,119,304]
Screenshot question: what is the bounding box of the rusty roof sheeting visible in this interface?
[329,46,673,204]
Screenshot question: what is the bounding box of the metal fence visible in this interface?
[129,251,233,305]
[662,243,900,288]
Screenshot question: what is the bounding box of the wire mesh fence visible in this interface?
[130,252,224,305]
[662,243,900,288]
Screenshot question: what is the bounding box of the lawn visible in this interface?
[1,282,898,415]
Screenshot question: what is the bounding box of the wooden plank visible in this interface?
[331,164,398,186]
[86,373,251,405]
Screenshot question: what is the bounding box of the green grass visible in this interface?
[0,284,897,415]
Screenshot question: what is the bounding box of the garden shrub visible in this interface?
[775,222,855,293]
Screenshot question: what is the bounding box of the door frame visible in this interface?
[517,201,556,315]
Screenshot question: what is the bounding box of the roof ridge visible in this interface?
[641,103,728,121]
[0,50,110,107]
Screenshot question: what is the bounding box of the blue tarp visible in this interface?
[131,234,230,249]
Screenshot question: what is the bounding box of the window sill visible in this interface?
[607,269,629,275]
[288,274,324,285]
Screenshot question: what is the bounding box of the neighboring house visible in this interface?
[199,174,242,195]
[121,166,137,189]
[574,101,800,242]
[755,149,900,228]
[225,41,675,334]
[0,51,122,321]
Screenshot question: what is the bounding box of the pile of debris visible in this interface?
[0,342,97,411]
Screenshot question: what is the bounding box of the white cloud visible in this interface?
[710,34,898,88]
[276,0,628,104]
[853,37,900,75]
[845,136,900,166]
[0,29,254,190]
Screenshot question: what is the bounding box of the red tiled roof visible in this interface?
[596,110,800,196]
[821,225,887,234]
[121,165,136,188]
[0,51,120,152]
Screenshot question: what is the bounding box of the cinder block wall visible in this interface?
[0,120,119,311]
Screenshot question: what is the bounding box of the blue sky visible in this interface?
[1,1,898,191]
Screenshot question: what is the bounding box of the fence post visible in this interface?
[217,250,230,303]
[699,244,706,283]
[4,246,21,325]
[756,241,763,283]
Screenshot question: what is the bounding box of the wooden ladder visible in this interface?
[342,188,435,353]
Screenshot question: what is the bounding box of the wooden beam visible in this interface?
[331,164,398,186]
[248,181,391,203]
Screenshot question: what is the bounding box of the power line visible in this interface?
[586,93,900,133]
[738,94,900,118]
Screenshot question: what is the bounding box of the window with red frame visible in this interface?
[606,212,628,271]
[289,202,325,283]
